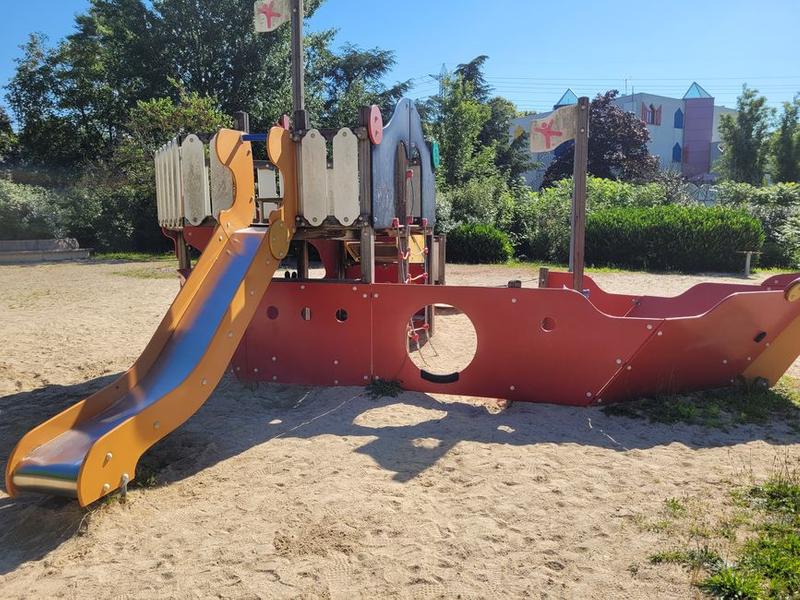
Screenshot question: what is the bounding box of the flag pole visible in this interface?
[290,0,308,133]
[570,97,589,292]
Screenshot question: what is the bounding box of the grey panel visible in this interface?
[371,99,436,229]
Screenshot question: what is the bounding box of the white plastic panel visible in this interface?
[180,135,211,226]
[210,134,234,218]
[257,167,279,199]
[300,129,328,226]
[299,128,360,227]
[330,128,359,226]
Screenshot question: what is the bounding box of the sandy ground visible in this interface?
[0,260,798,599]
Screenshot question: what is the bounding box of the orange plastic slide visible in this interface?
[5,127,297,506]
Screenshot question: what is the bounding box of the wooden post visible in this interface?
[360,226,375,283]
[571,97,590,292]
[297,240,309,279]
[290,0,308,132]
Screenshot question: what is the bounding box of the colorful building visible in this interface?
[511,83,737,188]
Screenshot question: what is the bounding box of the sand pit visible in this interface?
[0,260,798,599]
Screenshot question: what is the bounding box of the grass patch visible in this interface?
[365,379,403,400]
[602,378,800,430]
[94,252,174,263]
[111,266,177,280]
[644,463,800,599]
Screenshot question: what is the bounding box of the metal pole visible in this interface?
[290,0,308,133]
[571,97,590,292]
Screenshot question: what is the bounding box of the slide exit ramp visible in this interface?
[5,128,298,506]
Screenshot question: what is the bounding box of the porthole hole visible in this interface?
[336,308,348,322]
[266,306,279,320]
[407,304,477,376]
[541,317,556,332]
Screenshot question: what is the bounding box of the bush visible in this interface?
[0,179,65,240]
[716,181,800,267]
[437,175,515,233]
[586,205,765,272]
[446,223,513,264]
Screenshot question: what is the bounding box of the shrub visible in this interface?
[586,205,765,272]
[716,181,800,266]
[437,175,514,233]
[446,223,512,264]
[0,179,65,240]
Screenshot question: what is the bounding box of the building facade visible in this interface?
[511,83,736,188]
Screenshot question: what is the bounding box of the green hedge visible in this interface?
[586,205,765,272]
[447,223,513,264]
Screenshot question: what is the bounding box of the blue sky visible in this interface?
[2,0,798,116]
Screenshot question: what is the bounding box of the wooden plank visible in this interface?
[180,135,211,226]
[210,134,234,218]
[571,97,590,292]
[300,129,328,226]
[331,128,359,226]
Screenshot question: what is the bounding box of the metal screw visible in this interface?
[373,293,380,298]
[352,286,357,291]
[202,378,208,385]
[103,483,110,493]
[510,385,516,391]
[626,365,632,371]
[105,452,113,462]
[272,356,277,362]
[585,392,593,398]
[511,298,517,304]
[615,358,623,365]
[363,375,369,381]
[254,368,259,373]
[334,359,339,365]
[300,285,306,290]
[334,380,339,385]
[272,375,278,381]
[722,359,728,365]
[657,331,663,337]
[153,420,161,430]
[646,324,653,330]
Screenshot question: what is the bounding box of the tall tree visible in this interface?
[315,43,410,130]
[772,98,800,183]
[481,96,533,181]
[542,90,657,186]
[717,86,773,185]
[455,55,491,103]
[425,74,494,187]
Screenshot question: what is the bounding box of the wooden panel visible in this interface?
[180,135,211,226]
[167,139,183,228]
[331,128,359,226]
[300,129,328,226]
[210,134,234,218]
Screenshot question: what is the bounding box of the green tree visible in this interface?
[426,74,494,187]
[716,86,773,185]
[482,96,533,181]
[0,107,18,167]
[771,98,800,183]
[455,55,491,103]
[315,43,410,130]
[542,90,657,187]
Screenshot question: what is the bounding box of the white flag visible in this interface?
[530,105,578,153]
[254,0,291,33]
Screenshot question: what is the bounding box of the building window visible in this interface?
[672,143,682,163]
[641,103,662,126]
[674,108,684,129]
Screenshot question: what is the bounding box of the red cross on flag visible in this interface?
[254,0,290,33]
[530,105,579,153]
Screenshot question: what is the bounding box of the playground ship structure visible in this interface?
[6,0,800,505]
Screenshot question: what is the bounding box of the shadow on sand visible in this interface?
[1,374,797,575]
